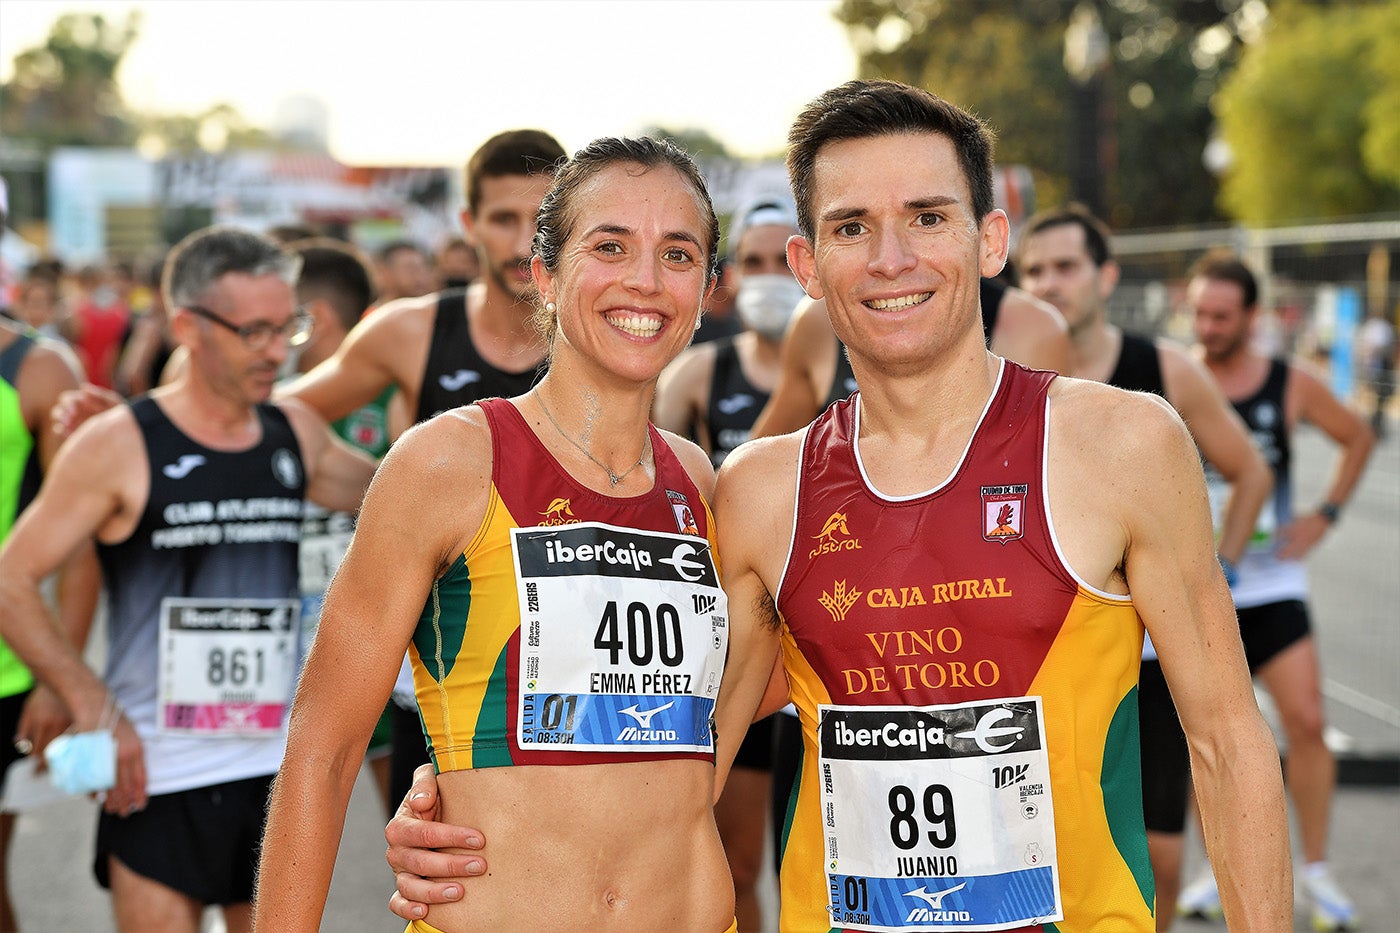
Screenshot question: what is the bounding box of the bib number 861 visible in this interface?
[207,647,264,687]
[889,783,957,850]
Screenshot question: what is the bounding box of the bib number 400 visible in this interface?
[889,783,957,850]
[593,600,685,667]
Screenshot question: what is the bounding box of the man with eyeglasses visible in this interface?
[0,226,376,933]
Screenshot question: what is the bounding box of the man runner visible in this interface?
[0,227,375,933]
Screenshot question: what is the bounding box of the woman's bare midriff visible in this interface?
[425,758,733,932]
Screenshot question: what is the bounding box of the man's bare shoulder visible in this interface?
[1282,354,1330,394]
[660,340,718,389]
[354,293,439,345]
[1154,335,1213,382]
[791,296,836,342]
[14,337,84,424]
[272,395,330,434]
[994,286,1069,372]
[19,334,85,385]
[53,401,142,479]
[1049,374,1183,457]
[716,431,803,503]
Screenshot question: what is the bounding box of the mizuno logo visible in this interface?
[902,881,973,923]
[438,369,481,392]
[716,393,755,415]
[162,454,206,479]
[904,882,967,910]
[619,700,675,728]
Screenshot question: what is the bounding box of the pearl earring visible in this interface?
[694,310,704,331]
[545,301,556,313]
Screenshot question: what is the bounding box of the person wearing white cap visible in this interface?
[652,194,805,932]
[655,196,805,465]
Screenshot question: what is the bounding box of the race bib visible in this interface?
[299,505,355,596]
[158,598,299,735]
[818,698,1061,932]
[1206,471,1276,550]
[511,522,727,754]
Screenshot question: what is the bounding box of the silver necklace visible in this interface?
[534,391,651,487]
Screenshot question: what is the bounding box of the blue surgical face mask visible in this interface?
[44,729,116,796]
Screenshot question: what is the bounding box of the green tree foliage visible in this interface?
[1,12,275,157]
[0,12,141,147]
[139,103,273,155]
[1216,2,1400,224]
[1360,3,1400,189]
[833,0,1261,228]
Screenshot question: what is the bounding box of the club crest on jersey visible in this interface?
[271,449,302,489]
[809,511,863,559]
[538,497,580,526]
[666,489,701,536]
[819,579,862,623]
[981,484,1029,544]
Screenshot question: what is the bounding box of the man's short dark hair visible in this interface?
[1018,204,1115,267]
[1189,247,1259,310]
[376,239,426,265]
[465,130,566,215]
[786,80,997,241]
[290,238,376,332]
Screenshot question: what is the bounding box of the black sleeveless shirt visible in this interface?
[702,337,770,466]
[1228,358,1291,486]
[1105,331,1166,397]
[416,290,545,422]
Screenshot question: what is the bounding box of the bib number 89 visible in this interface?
[889,783,957,850]
[594,600,684,667]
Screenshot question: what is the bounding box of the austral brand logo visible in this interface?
[809,512,863,559]
[819,580,862,622]
[981,484,1029,544]
[538,497,580,526]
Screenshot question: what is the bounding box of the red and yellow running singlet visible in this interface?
[411,398,727,772]
[774,361,1153,932]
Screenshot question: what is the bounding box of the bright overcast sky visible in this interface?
[1,0,858,165]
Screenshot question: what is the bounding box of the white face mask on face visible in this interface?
[735,274,805,340]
